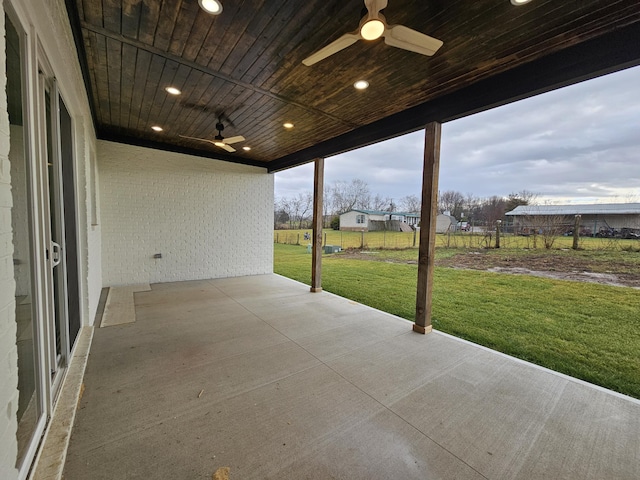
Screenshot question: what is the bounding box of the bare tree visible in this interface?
[463,193,481,225]
[518,190,539,205]
[480,196,507,226]
[277,193,313,229]
[438,190,465,218]
[323,185,333,227]
[273,197,290,229]
[506,190,539,213]
[367,193,392,211]
[291,192,313,229]
[331,179,371,214]
[526,212,569,249]
[276,197,294,229]
[399,194,421,213]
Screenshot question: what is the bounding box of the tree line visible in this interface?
[274,178,537,229]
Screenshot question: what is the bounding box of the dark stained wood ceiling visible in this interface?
[66,0,640,171]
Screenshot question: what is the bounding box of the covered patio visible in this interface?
[3,1,640,479]
[62,275,640,479]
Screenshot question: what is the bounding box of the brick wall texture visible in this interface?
[98,141,274,286]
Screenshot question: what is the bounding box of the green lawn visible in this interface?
[274,243,640,399]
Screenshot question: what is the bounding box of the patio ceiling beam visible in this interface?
[414,122,441,334]
[311,158,324,293]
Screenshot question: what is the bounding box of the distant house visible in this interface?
[339,210,419,232]
[505,203,640,236]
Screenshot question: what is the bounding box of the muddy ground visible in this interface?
[339,250,640,289]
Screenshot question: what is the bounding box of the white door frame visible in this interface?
[35,48,71,407]
[5,3,49,478]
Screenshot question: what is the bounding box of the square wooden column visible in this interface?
[311,158,324,292]
[414,122,442,334]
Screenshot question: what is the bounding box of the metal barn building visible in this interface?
[505,203,640,236]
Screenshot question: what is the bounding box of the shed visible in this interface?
[436,214,458,233]
[505,203,640,237]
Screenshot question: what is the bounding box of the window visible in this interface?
[356,214,365,224]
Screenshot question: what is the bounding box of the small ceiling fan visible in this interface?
[302,0,443,66]
[179,120,245,153]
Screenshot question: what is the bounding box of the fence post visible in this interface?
[413,229,417,247]
[572,215,581,250]
[340,231,343,248]
[495,220,501,249]
[361,230,364,249]
[297,233,300,245]
[324,232,327,246]
[383,230,386,248]
[276,233,279,243]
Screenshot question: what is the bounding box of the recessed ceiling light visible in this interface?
[283,122,294,129]
[199,0,223,15]
[151,125,163,132]
[165,86,181,95]
[354,80,369,90]
[510,0,533,5]
[360,19,385,40]
[242,146,251,151]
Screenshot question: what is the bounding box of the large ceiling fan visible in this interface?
[179,120,245,153]
[302,0,443,66]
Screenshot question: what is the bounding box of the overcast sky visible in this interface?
[275,65,640,205]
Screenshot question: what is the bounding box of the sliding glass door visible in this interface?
[6,5,82,476]
[6,7,46,474]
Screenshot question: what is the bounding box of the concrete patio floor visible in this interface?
[64,274,640,479]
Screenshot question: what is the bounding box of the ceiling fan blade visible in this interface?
[384,24,443,56]
[178,134,217,146]
[219,143,236,153]
[364,0,388,16]
[302,33,360,66]
[224,135,245,145]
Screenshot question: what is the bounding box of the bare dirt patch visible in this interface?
[338,249,640,288]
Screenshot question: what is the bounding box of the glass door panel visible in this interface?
[43,81,68,385]
[59,98,80,349]
[6,9,44,471]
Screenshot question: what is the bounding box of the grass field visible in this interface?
[274,242,640,399]
[274,228,640,251]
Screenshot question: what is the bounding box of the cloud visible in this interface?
[276,65,640,204]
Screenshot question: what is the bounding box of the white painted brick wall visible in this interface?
[99,141,274,286]
[87,143,102,323]
[0,4,20,478]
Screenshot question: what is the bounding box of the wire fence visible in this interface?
[274,229,640,251]
[274,230,417,249]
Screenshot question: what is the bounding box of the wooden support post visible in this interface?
[414,122,441,334]
[572,214,581,250]
[311,158,324,292]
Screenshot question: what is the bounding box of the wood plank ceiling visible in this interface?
[66,0,640,171]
